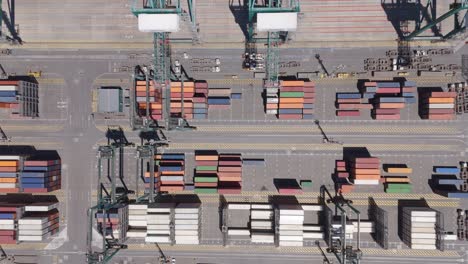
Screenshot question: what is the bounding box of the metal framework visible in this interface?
[406,0,468,40]
[321,185,362,264]
[247,0,300,83]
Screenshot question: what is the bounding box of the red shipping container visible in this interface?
[0,230,15,235]
[337,172,349,178]
[278,188,303,195]
[195,182,218,187]
[430,92,457,98]
[302,109,314,114]
[193,96,207,103]
[351,163,379,169]
[422,109,454,114]
[194,81,208,88]
[303,98,315,104]
[303,87,315,92]
[0,167,18,172]
[218,160,242,166]
[373,114,400,120]
[402,87,416,92]
[376,88,400,93]
[373,108,400,115]
[0,237,16,244]
[304,92,315,98]
[195,161,218,166]
[218,176,242,182]
[218,167,242,172]
[364,82,377,86]
[354,157,380,164]
[277,114,303,119]
[337,110,360,116]
[218,188,241,194]
[304,82,315,87]
[424,114,455,120]
[160,186,184,192]
[336,160,346,167]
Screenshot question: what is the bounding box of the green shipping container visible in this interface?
[300,180,312,187]
[196,166,218,171]
[280,92,304,98]
[194,177,218,183]
[195,188,218,194]
[385,183,412,189]
[385,188,412,193]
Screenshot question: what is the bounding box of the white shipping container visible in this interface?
[411,217,436,223]
[303,225,323,231]
[228,229,251,236]
[0,224,15,230]
[146,230,171,235]
[176,240,199,245]
[251,204,273,210]
[301,205,323,211]
[257,13,298,32]
[19,229,49,236]
[251,210,273,220]
[0,85,18,91]
[266,88,279,94]
[138,14,180,33]
[146,224,170,230]
[174,213,198,220]
[443,234,457,240]
[175,230,198,236]
[129,209,147,215]
[279,241,303,247]
[0,220,14,225]
[279,224,303,230]
[357,227,374,233]
[411,233,436,239]
[407,210,437,217]
[25,203,58,212]
[279,230,303,236]
[129,220,147,227]
[175,219,198,225]
[174,224,198,230]
[0,183,16,188]
[146,219,170,225]
[0,155,20,160]
[228,204,251,210]
[353,179,380,185]
[145,235,170,243]
[303,232,324,239]
[409,222,436,228]
[19,217,48,225]
[126,230,147,238]
[279,235,303,241]
[129,215,147,221]
[428,103,455,109]
[251,221,273,229]
[279,216,304,225]
[18,235,44,241]
[266,109,278,115]
[175,203,200,214]
[129,204,148,210]
[411,244,436,250]
[160,176,184,182]
[409,239,436,244]
[352,221,374,228]
[267,98,279,103]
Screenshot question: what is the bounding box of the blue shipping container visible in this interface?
[376,82,400,88]
[0,97,17,103]
[20,172,46,178]
[0,213,15,219]
[161,154,184,160]
[243,159,265,166]
[337,93,361,99]
[434,167,460,174]
[302,114,314,119]
[303,104,314,109]
[404,97,417,104]
[278,109,302,114]
[364,87,378,92]
[378,97,405,103]
[438,179,465,185]
[404,81,416,86]
[208,97,231,105]
[193,103,207,108]
[143,177,159,183]
[402,92,415,97]
[0,91,17,97]
[159,166,183,172]
[231,93,242,99]
[447,192,468,198]
[193,113,207,119]
[0,172,17,178]
[362,93,375,99]
[193,108,207,114]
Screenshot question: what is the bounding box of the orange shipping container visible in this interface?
[195,155,219,161]
[136,81,146,85]
[0,161,18,167]
[353,174,380,180]
[353,169,380,175]
[280,98,304,103]
[0,178,17,183]
[160,186,184,192]
[150,103,162,110]
[385,177,410,183]
[278,103,304,109]
[281,80,304,87]
[386,167,413,174]
[266,103,278,110]
[378,103,405,109]
[428,98,455,104]
[218,176,242,182]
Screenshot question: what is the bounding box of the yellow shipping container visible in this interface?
[0,161,18,167]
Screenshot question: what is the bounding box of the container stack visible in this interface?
[302,81,315,119]
[265,85,279,116]
[20,158,61,193]
[372,97,405,120]
[208,88,231,109]
[420,91,456,120]
[19,203,60,242]
[194,151,219,194]
[0,158,19,193]
[0,80,39,118]
[174,203,200,245]
[126,203,147,239]
[278,80,304,120]
[227,203,251,240]
[302,205,324,240]
[217,154,242,194]
[0,205,22,244]
[383,165,413,193]
[135,80,163,120]
[250,204,274,244]
[193,81,209,119]
[401,207,437,250]
[278,204,304,246]
[170,81,195,120]
[156,153,185,192]
[145,203,173,243]
[95,204,128,243]
[336,93,370,117]
[350,157,381,185]
[401,81,417,104]
[334,160,354,194]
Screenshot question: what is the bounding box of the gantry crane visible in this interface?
[405,0,468,40]
[131,0,196,132]
[246,0,300,86]
[0,0,19,44]
[321,185,362,264]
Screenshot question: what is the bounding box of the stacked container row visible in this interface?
[20,159,61,193]
[333,160,354,193]
[420,91,456,120]
[208,87,231,110]
[135,80,163,120]
[0,158,20,193]
[194,151,219,194]
[0,204,22,243]
[400,207,437,250]
[170,81,194,119]
[0,80,39,118]
[217,154,242,194]
[174,203,200,245]
[127,203,147,238]
[383,164,412,193]
[95,204,128,243]
[193,81,209,119]
[250,204,274,243]
[156,153,185,192]
[336,93,371,116]
[145,203,173,243]
[278,204,304,246]
[350,157,381,185]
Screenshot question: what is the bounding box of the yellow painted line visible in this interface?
[168,142,459,152]
[351,199,459,208]
[1,124,64,132]
[362,248,459,257]
[2,243,47,250]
